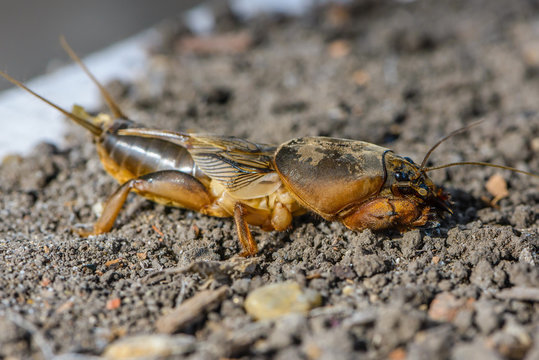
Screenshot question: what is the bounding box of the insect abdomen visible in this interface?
[98,132,208,185]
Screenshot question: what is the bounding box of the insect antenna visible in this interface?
[0,70,102,136]
[60,36,127,119]
[418,120,538,178]
[419,120,485,170]
[423,162,539,178]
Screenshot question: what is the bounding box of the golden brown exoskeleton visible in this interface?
[1,39,537,256]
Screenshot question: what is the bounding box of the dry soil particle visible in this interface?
[1,0,539,359]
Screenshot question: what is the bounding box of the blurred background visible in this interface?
[0,0,320,156]
[0,1,204,91]
[0,0,320,89]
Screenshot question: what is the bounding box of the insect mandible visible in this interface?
[1,38,537,257]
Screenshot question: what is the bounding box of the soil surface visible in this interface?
[1,1,538,359]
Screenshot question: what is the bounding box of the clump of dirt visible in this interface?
[1,0,538,359]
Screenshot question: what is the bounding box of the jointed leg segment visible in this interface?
[78,170,211,236]
[78,170,264,257]
[233,202,259,257]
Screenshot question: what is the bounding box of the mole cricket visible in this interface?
[1,38,537,256]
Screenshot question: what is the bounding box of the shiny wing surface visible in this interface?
[117,128,281,198]
[188,135,280,197]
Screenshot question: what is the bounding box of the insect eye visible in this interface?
[395,172,409,182]
[404,157,414,164]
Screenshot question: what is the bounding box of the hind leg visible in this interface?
[78,170,211,236]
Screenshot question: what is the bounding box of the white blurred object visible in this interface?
[230,0,351,18]
[230,0,313,18]
[0,29,157,158]
[184,5,215,34]
[0,0,351,158]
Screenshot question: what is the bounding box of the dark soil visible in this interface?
[1,1,538,359]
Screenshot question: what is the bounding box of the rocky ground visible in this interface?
[1,0,538,359]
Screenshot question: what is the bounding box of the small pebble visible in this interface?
[452,340,502,360]
[531,137,539,152]
[328,39,350,58]
[475,300,500,334]
[156,286,229,334]
[342,285,354,296]
[487,320,532,359]
[428,292,462,322]
[106,298,121,310]
[388,347,406,360]
[496,286,539,302]
[104,334,195,359]
[92,201,104,217]
[352,69,370,86]
[244,282,321,320]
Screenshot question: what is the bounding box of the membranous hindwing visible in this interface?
[187,134,282,199]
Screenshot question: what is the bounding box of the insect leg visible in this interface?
[271,202,293,231]
[341,197,427,231]
[78,170,211,236]
[233,203,259,257]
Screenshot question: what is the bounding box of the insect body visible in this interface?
[274,137,450,232]
[2,40,536,256]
